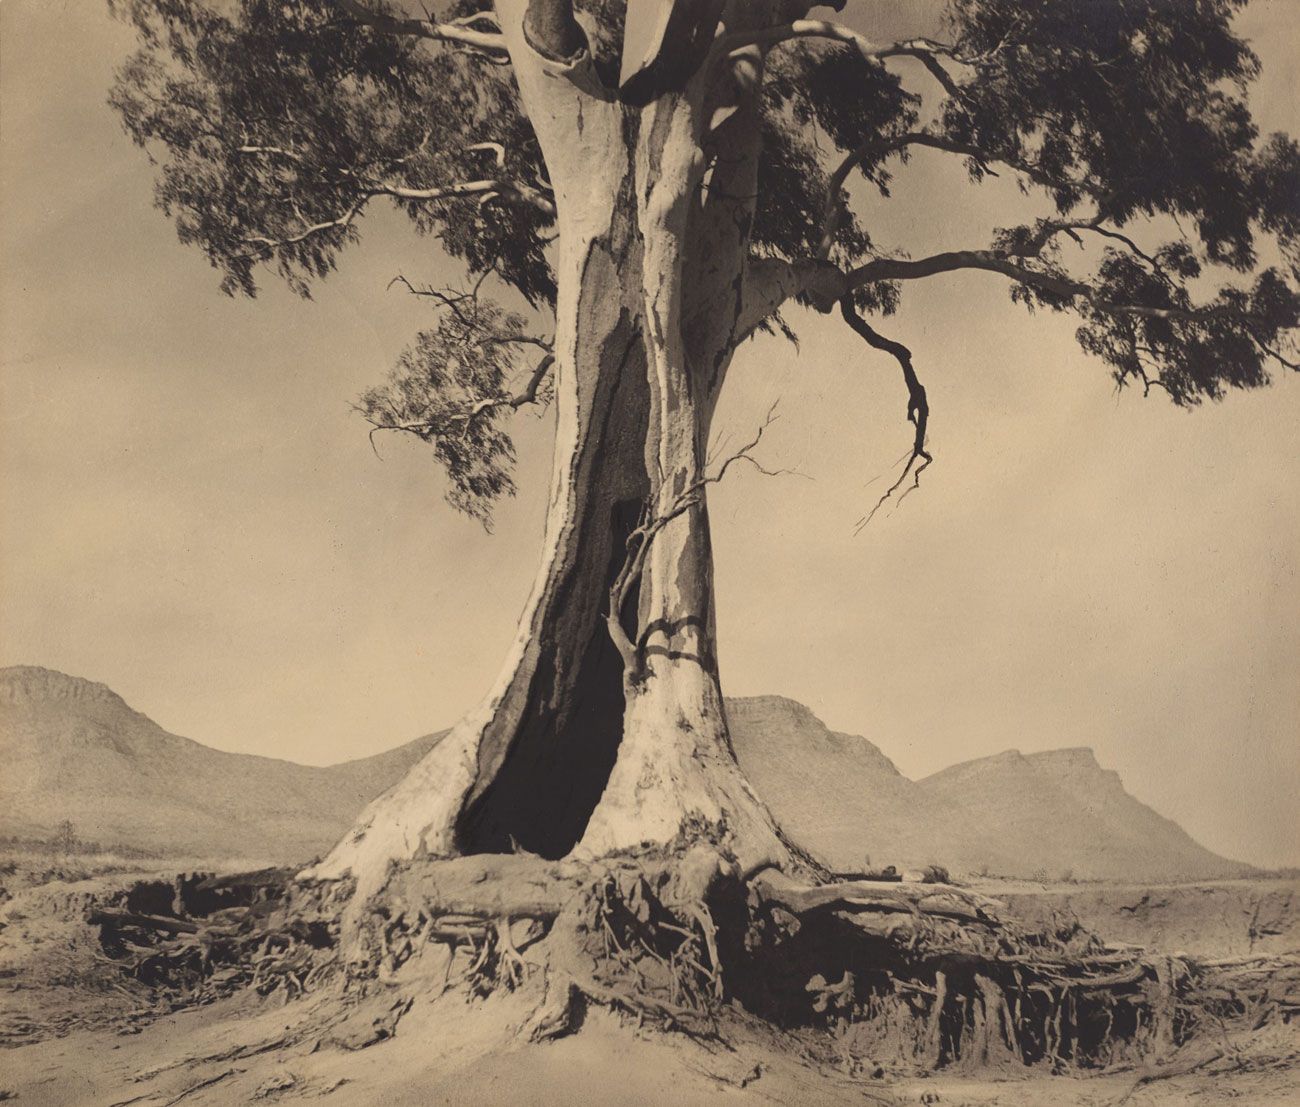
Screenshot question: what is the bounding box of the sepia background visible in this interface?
[2,0,1297,868]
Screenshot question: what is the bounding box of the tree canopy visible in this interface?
[110,0,1299,521]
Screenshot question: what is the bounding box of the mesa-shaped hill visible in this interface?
[725,696,1021,876]
[917,747,1250,882]
[0,666,443,862]
[0,667,1251,880]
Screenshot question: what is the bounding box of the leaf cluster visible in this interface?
[109,0,554,302]
[358,290,550,524]
[939,0,1300,402]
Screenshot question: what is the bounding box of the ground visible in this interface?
[2,854,1297,1105]
[6,981,1299,1105]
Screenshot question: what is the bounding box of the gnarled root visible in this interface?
[87,851,1299,1079]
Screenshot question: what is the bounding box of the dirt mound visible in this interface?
[5,856,1296,1107]
[0,666,443,863]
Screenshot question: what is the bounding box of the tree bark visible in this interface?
[304,2,795,902]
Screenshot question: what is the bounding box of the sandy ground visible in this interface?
[2,872,1297,1105]
[2,982,1298,1107]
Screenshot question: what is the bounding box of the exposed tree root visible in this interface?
[84,848,1298,1085]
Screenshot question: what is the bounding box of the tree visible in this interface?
[55,818,78,854]
[109,0,1298,903]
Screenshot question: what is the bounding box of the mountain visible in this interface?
[918,747,1250,882]
[725,696,1019,876]
[0,667,1250,880]
[0,666,443,863]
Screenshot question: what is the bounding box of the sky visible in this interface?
[1,1,1297,868]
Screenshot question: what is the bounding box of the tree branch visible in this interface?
[234,142,556,218]
[846,251,1223,325]
[372,178,555,217]
[235,176,554,261]
[522,0,587,64]
[817,131,1114,260]
[710,21,959,67]
[619,0,727,105]
[606,405,791,683]
[736,256,844,339]
[365,352,555,451]
[334,0,509,61]
[839,300,932,531]
[237,195,371,258]
[745,229,1296,386]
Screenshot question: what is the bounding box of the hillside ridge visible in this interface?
[0,667,1250,879]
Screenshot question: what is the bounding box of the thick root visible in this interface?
[84,852,1299,1079]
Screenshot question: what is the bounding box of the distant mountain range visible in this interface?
[0,667,1251,881]
[0,666,442,863]
[729,696,1250,882]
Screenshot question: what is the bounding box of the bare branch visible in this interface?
[710,21,956,66]
[334,0,510,61]
[605,405,792,682]
[839,300,932,533]
[371,178,555,217]
[235,142,555,216]
[236,195,371,258]
[235,174,554,262]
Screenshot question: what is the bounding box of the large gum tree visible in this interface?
[111,0,1299,899]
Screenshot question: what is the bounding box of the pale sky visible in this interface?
[2,1,1297,868]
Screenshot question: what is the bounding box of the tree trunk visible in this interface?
[304,4,794,902]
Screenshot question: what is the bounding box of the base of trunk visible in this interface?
[300,674,796,912]
[575,657,792,876]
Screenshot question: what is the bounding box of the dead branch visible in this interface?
[604,404,791,681]
[838,299,932,531]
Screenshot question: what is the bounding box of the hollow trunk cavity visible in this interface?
[304,14,793,901]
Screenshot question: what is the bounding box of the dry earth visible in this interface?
[4,983,1297,1107]
[1,866,1296,1106]
[2,669,1291,1102]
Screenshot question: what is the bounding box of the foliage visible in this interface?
[937,0,1300,400]
[108,0,1300,521]
[109,0,552,302]
[357,286,550,524]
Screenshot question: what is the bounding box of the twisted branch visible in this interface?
[605,405,792,681]
[839,299,932,532]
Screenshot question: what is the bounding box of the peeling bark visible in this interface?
[306,1,801,905]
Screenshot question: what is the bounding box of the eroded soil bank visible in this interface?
[2,865,1297,1105]
[988,878,1298,959]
